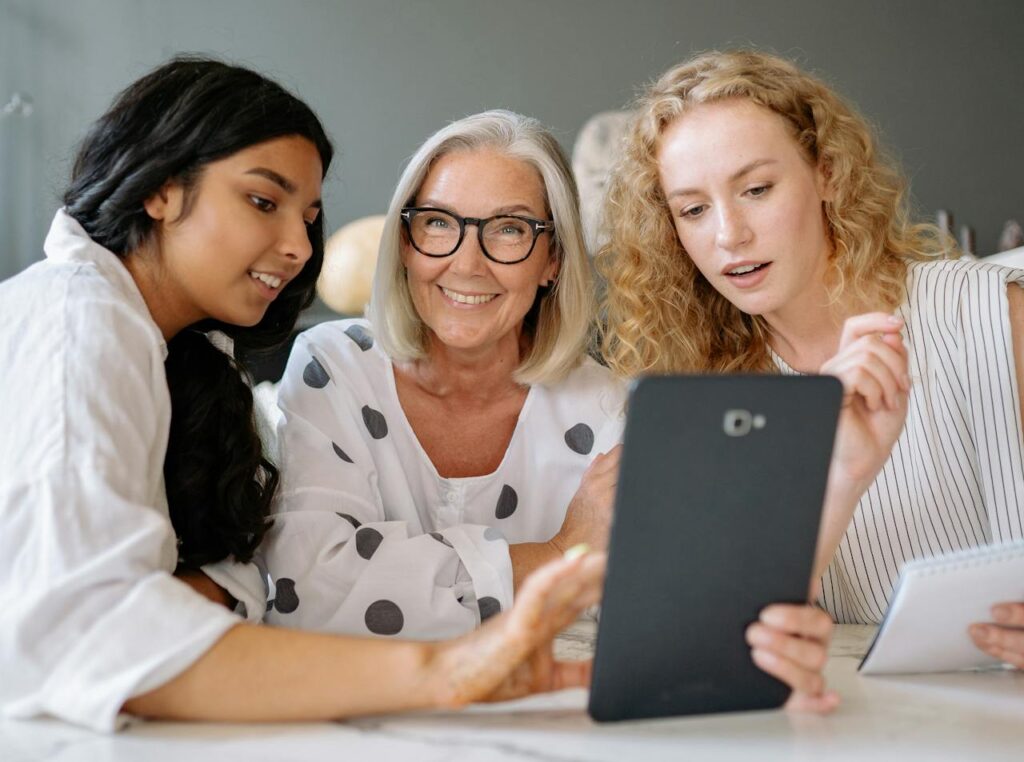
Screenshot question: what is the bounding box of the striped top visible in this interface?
[775,259,1024,624]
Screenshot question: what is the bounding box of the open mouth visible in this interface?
[249,270,283,290]
[725,262,770,278]
[440,286,498,305]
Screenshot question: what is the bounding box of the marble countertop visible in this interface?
[4,623,1022,761]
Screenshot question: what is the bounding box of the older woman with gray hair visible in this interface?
[258,110,624,640]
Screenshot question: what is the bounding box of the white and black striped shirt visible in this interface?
[776,259,1024,624]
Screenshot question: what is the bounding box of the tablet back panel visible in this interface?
[589,375,841,722]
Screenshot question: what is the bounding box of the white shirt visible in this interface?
[0,211,261,732]
[259,319,625,639]
[776,259,1024,623]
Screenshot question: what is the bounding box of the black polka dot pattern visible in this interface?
[344,324,374,351]
[430,531,453,548]
[478,596,501,622]
[495,484,518,519]
[365,599,404,635]
[483,526,505,542]
[564,423,595,455]
[303,357,330,388]
[362,405,388,439]
[273,578,299,614]
[355,527,384,559]
[336,512,362,529]
[332,442,353,463]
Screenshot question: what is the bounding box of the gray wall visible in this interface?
[2,0,1022,318]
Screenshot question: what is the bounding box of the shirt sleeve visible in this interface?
[258,326,513,640]
[0,284,241,732]
[201,558,267,623]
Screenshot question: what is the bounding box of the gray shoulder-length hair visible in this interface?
[367,109,595,386]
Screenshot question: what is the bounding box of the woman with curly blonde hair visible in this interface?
[599,50,1024,667]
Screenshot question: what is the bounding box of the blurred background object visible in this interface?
[2,92,34,118]
[317,215,386,316]
[986,219,1024,267]
[998,221,1023,253]
[572,110,630,255]
[959,224,976,259]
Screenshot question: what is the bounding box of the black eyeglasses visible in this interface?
[400,206,554,265]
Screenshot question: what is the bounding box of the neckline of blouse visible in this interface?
[384,357,536,485]
[768,301,910,376]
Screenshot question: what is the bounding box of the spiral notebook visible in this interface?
[859,539,1024,675]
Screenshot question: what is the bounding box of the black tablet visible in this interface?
[588,374,842,722]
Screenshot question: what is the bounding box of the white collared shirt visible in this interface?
[0,211,258,732]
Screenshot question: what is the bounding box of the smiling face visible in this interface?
[141,135,323,334]
[401,148,559,354]
[657,98,833,321]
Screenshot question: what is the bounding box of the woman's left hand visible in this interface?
[969,602,1024,669]
[745,604,840,713]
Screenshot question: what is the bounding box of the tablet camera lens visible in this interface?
[723,409,753,437]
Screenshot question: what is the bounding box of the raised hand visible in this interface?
[430,550,606,706]
[551,445,622,555]
[820,312,910,486]
[812,313,910,577]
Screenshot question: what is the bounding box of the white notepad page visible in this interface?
[859,539,1024,675]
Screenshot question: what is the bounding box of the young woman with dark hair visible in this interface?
[60,55,334,576]
[0,56,604,732]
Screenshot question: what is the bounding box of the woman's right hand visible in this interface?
[821,313,910,487]
[427,550,606,706]
[814,312,910,577]
[550,445,622,555]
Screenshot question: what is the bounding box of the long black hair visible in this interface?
[64,56,334,568]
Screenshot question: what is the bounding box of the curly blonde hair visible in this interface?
[598,49,950,376]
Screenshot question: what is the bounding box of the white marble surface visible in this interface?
[3,623,1022,761]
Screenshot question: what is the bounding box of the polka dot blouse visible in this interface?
[258,319,625,639]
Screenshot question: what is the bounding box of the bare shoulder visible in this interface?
[1006,282,1024,359]
[1005,283,1024,416]
[1006,281,1024,314]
